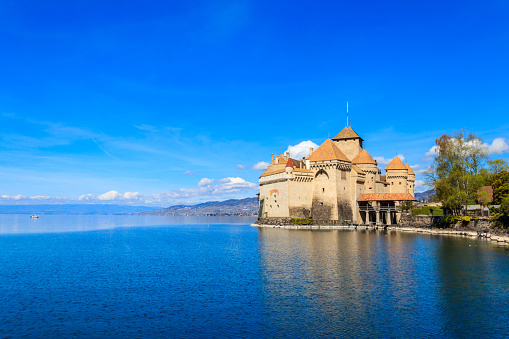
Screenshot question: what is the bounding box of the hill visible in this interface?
[140,197,259,216]
[415,189,436,201]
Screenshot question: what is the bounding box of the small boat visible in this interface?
[30,215,39,219]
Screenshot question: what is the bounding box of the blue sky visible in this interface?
[1,0,508,206]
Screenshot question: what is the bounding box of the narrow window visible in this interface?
[322,188,325,192]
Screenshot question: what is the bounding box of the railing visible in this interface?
[358,206,399,212]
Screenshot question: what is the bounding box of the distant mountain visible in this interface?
[415,189,436,201]
[0,204,161,215]
[140,197,259,216]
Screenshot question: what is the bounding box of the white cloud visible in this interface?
[415,180,427,191]
[122,192,140,200]
[373,154,405,165]
[285,140,319,160]
[198,178,214,187]
[251,161,269,170]
[486,138,509,155]
[425,145,439,157]
[97,190,122,201]
[236,164,246,169]
[78,194,95,201]
[182,170,195,175]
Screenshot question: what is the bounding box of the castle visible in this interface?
[258,125,416,225]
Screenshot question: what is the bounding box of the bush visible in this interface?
[443,215,460,225]
[462,216,472,225]
[292,218,313,225]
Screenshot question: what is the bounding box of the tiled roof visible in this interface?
[260,168,286,178]
[351,164,365,175]
[358,193,416,202]
[332,126,364,141]
[384,156,408,170]
[294,168,313,173]
[308,139,351,162]
[286,158,293,167]
[405,163,415,175]
[352,149,377,165]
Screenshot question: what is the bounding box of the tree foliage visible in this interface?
[426,130,488,215]
[492,170,509,205]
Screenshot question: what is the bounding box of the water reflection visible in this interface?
[257,228,509,338]
[0,215,257,234]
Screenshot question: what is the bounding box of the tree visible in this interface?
[425,129,488,216]
[492,170,509,205]
[488,159,509,175]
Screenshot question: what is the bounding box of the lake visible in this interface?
[0,215,508,338]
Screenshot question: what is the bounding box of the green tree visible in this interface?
[492,170,509,205]
[488,159,509,175]
[426,129,488,216]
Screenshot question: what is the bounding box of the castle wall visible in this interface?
[288,179,313,218]
[349,172,366,224]
[333,139,362,161]
[311,166,339,220]
[259,177,289,218]
[335,165,353,223]
[386,169,409,194]
[407,174,415,197]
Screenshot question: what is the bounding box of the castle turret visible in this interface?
[352,149,378,192]
[331,126,363,161]
[405,163,415,197]
[384,156,408,194]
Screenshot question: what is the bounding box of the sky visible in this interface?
[0,0,508,206]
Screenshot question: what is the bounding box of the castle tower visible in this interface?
[405,163,415,197]
[332,126,364,161]
[308,139,353,221]
[352,149,378,192]
[384,156,408,194]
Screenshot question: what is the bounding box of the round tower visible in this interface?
[352,149,378,192]
[384,156,408,194]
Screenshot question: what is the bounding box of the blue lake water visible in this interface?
[0,215,508,338]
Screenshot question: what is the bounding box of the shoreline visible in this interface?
[251,223,509,245]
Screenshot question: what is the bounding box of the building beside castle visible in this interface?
[258,126,416,225]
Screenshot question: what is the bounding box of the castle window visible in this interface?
[399,182,401,185]
[322,188,325,192]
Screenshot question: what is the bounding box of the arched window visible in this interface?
[315,169,329,179]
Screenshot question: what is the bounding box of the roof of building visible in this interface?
[294,168,314,174]
[259,168,286,178]
[352,149,377,165]
[332,126,364,141]
[384,156,408,171]
[358,193,416,201]
[405,163,415,175]
[351,164,365,175]
[286,158,293,168]
[307,139,351,162]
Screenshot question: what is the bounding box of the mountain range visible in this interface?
[139,197,259,216]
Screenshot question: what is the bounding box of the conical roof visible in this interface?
[352,149,377,165]
[405,163,415,175]
[332,126,363,141]
[285,158,293,168]
[384,156,407,170]
[308,139,351,162]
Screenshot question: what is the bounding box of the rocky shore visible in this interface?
[252,215,509,245]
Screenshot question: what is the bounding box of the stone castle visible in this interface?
[258,126,416,225]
